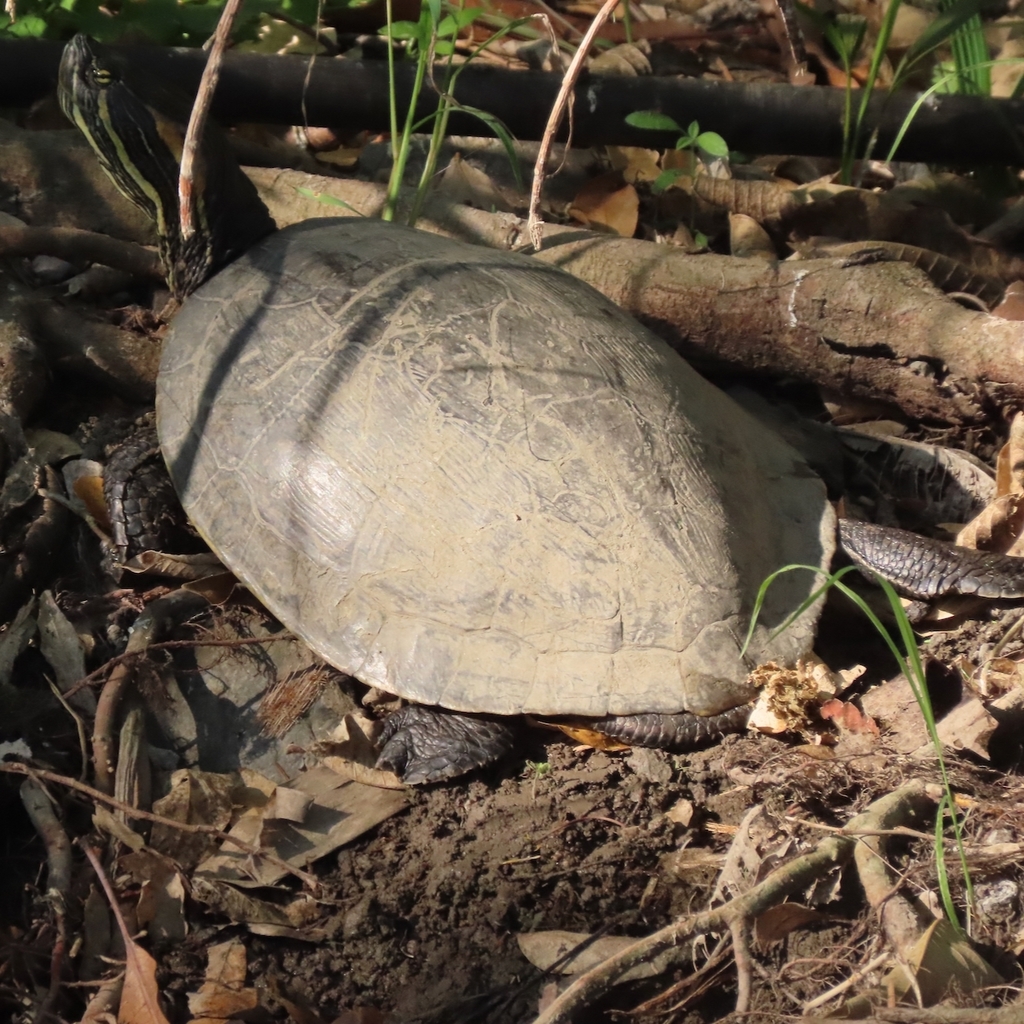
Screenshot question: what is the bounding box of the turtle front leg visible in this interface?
[376,706,519,784]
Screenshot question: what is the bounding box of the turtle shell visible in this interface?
[156,219,834,719]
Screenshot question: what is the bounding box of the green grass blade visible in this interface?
[746,560,974,929]
[897,0,983,82]
[941,0,990,94]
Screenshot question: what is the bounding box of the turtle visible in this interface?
[58,35,1018,784]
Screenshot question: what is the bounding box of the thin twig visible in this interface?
[179,0,244,240]
[803,950,892,1011]
[63,632,296,701]
[526,0,620,250]
[1,762,321,891]
[22,779,72,1024]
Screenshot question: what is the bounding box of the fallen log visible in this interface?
[4,39,1024,164]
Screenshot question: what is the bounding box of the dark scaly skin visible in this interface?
[376,705,752,783]
[839,518,1024,600]
[104,425,200,563]
[587,705,753,750]
[376,707,519,785]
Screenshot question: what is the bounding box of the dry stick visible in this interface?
[770,0,809,80]
[530,780,932,1024]
[81,843,172,1024]
[178,0,244,240]
[1,762,321,890]
[93,590,209,794]
[526,0,620,251]
[92,658,132,796]
[63,633,296,702]
[0,225,161,280]
[629,934,733,1016]
[531,0,585,44]
[854,784,938,957]
[729,916,753,1014]
[21,779,72,1024]
[805,951,893,1012]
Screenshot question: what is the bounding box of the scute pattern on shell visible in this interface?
[156,219,835,718]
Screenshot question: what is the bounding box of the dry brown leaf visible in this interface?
[545,722,629,751]
[995,413,1024,497]
[1004,412,1024,496]
[80,975,124,1024]
[992,279,1024,320]
[976,655,1024,698]
[882,918,1003,1006]
[121,850,187,946]
[71,468,111,531]
[182,571,239,604]
[819,699,879,736]
[149,770,247,871]
[318,711,383,767]
[93,805,146,851]
[435,152,515,213]
[729,213,775,259]
[754,903,826,945]
[791,744,836,760]
[79,886,113,983]
[313,147,362,169]
[191,877,326,939]
[665,798,694,827]
[264,786,313,823]
[606,145,661,184]
[196,765,408,885]
[187,939,258,1021]
[320,757,406,790]
[932,698,997,761]
[956,493,1024,552]
[121,550,226,580]
[118,935,170,1024]
[78,847,167,1024]
[517,930,675,981]
[568,172,638,237]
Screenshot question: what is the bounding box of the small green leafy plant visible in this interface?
[745,562,973,931]
[624,111,729,192]
[381,0,523,225]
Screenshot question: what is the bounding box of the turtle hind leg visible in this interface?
[586,706,751,751]
[376,706,519,784]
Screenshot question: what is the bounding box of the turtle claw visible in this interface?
[376,706,518,784]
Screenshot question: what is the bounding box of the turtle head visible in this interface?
[59,34,275,298]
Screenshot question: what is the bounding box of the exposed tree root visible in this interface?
[529,780,940,1024]
[246,170,1024,425]
[5,119,1019,424]
[0,224,160,281]
[808,1008,1024,1024]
